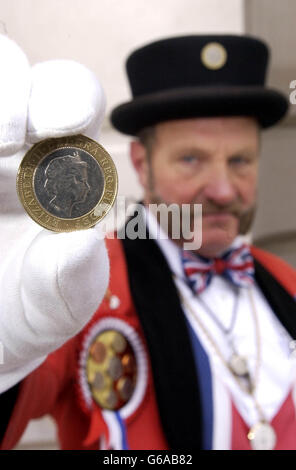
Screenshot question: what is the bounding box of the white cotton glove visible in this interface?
[0,35,110,393]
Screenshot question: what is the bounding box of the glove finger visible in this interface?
[26,60,106,143]
[0,35,31,157]
[21,225,109,335]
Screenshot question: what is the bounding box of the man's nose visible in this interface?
[202,165,237,205]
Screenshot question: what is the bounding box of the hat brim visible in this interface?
[110,86,289,135]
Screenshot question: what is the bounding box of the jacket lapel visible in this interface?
[254,258,296,339]
[121,233,203,449]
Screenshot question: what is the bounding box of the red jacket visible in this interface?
[1,238,296,450]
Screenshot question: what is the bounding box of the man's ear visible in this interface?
[130,140,151,190]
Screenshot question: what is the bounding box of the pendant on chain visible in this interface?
[247,421,277,450]
[228,353,249,377]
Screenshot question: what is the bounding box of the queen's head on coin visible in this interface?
[44,152,91,218]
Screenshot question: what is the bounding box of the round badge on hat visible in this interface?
[200,42,227,70]
[78,317,148,420]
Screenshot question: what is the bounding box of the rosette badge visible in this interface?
[17,135,118,232]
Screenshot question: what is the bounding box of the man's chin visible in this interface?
[202,212,239,228]
[195,227,238,257]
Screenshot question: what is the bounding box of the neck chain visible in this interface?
[195,288,253,382]
[174,276,277,450]
[197,285,239,334]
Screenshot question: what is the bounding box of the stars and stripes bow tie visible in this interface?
[181,243,255,294]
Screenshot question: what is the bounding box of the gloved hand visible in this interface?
[0,35,110,393]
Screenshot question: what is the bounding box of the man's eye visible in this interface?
[180,155,199,164]
[229,156,250,166]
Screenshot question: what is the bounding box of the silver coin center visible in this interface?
[34,147,104,219]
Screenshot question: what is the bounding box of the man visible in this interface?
[1,35,296,450]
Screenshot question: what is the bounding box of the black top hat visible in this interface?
[110,35,289,135]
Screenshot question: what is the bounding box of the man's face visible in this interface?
[131,116,260,257]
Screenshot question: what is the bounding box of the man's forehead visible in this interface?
[149,117,260,157]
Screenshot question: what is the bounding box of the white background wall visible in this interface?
[245,0,296,254]
[0,0,245,115]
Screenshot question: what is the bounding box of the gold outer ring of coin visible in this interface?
[16,134,118,232]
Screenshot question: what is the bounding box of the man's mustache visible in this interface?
[187,202,244,218]
[184,201,256,234]
[148,187,256,234]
